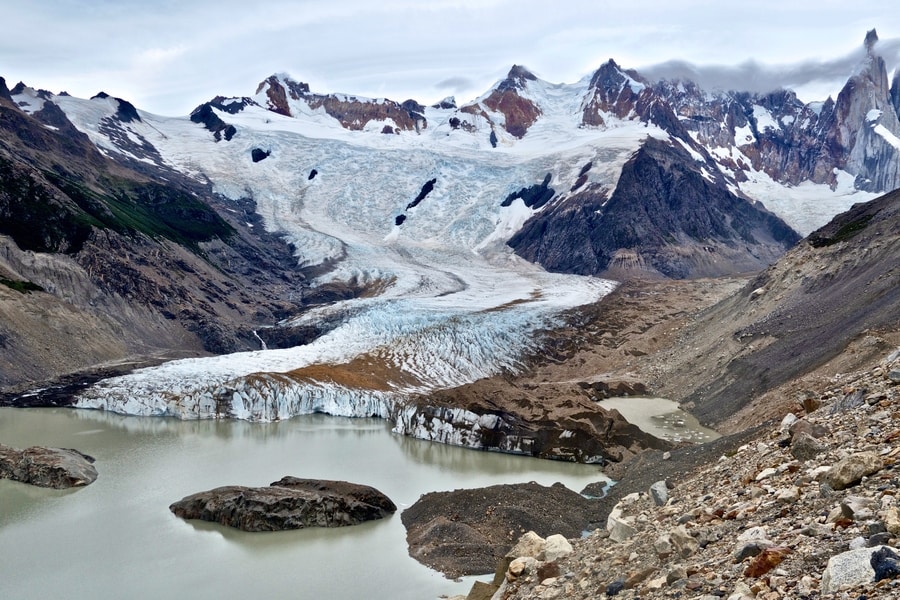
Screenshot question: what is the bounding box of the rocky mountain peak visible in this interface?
[498,64,537,92]
[460,65,543,139]
[865,28,879,54]
[0,77,11,103]
[588,59,626,93]
[824,29,900,190]
[582,59,655,128]
[254,72,427,133]
[432,96,457,109]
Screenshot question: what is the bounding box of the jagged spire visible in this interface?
[865,29,878,54]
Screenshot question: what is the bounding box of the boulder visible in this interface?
[540,534,573,562]
[824,452,883,490]
[790,432,827,461]
[169,477,396,531]
[0,443,97,489]
[649,480,669,506]
[670,525,700,558]
[821,545,896,593]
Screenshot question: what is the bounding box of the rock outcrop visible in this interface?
[169,477,396,531]
[0,444,97,488]
[255,74,426,132]
[508,136,800,278]
[461,65,542,138]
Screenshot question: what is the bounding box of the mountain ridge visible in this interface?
[0,30,896,436]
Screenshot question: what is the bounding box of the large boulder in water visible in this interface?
[169,476,396,531]
[0,444,98,488]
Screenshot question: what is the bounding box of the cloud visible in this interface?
[638,37,900,98]
[434,76,474,91]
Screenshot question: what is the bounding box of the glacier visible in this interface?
[36,72,876,445]
[62,89,620,432]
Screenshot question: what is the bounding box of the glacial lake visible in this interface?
[598,397,721,443]
[0,408,610,600]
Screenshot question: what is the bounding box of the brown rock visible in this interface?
[789,419,829,439]
[743,546,791,578]
[0,443,97,489]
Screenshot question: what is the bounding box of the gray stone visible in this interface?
[670,525,700,558]
[649,480,669,506]
[0,444,98,489]
[790,432,827,461]
[888,370,900,383]
[607,507,637,543]
[841,496,876,521]
[824,452,883,490]
[779,412,798,430]
[666,566,687,584]
[734,539,775,562]
[821,545,890,593]
[540,534,573,562]
[507,531,546,559]
[654,533,673,557]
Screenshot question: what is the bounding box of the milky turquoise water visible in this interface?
[0,408,608,600]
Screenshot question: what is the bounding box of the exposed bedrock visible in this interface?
[169,476,396,531]
[0,443,98,488]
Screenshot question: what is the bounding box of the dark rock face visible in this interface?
[0,77,12,103]
[406,178,436,210]
[251,148,270,162]
[432,97,457,110]
[0,444,98,488]
[190,102,237,141]
[169,477,396,531]
[114,97,141,123]
[501,173,555,209]
[402,481,605,577]
[508,137,800,279]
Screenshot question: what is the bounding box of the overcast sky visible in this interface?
[3,1,900,116]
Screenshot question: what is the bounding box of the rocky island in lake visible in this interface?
[0,444,98,488]
[169,476,397,531]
